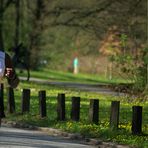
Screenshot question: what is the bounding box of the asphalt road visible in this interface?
[20,77,120,95]
[0,126,95,148]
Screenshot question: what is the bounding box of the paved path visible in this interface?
[20,77,121,95]
[0,125,95,148]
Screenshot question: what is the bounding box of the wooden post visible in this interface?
[39,90,46,118]
[21,89,30,113]
[132,106,142,135]
[71,97,80,121]
[0,84,4,98]
[110,101,120,130]
[0,83,5,117]
[57,93,65,121]
[89,99,99,124]
[7,87,15,113]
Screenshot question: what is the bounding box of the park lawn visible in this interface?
[17,68,131,84]
[3,81,148,148]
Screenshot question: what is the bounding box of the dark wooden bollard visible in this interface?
[21,89,30,113]
[110,101,120,130]
[7,87,15,113]
[57,93,65,121]
[71,97,80,121]
[89,99,99,124]
[0,83,4,98]
[132,106,142,135]
[0,83,5,117]
[39,90,46,117]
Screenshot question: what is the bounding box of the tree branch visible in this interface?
[4,0,15,10]
[44,0,114,23]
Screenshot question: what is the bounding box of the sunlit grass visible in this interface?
[17,68,131,84]
[3,81,148,147]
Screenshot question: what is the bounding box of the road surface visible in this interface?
[0,125,95,148]
[20,77,121,95]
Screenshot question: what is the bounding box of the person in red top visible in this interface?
[0,51,19,126]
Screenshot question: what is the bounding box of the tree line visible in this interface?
[0,0,147,93]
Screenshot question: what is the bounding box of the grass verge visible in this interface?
[17,68,131,84]
[2,80,148,148]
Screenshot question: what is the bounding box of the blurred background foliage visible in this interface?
[0,0,147,93]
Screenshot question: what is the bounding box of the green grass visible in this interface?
[17,68,131,84]
[2,80,148,148]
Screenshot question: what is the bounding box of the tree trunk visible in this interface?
[0,0,4,50]
[29,0,44,69]
[14,0,20,47]
[0,0,15,50]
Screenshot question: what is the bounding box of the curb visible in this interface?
[1,120,133,148]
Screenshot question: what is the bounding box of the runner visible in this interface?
[0,51,19,126]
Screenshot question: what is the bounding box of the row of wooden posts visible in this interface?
[1,84,143,135]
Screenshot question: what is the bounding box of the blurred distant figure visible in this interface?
[11,43,30,81]
[73,57,79,74]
